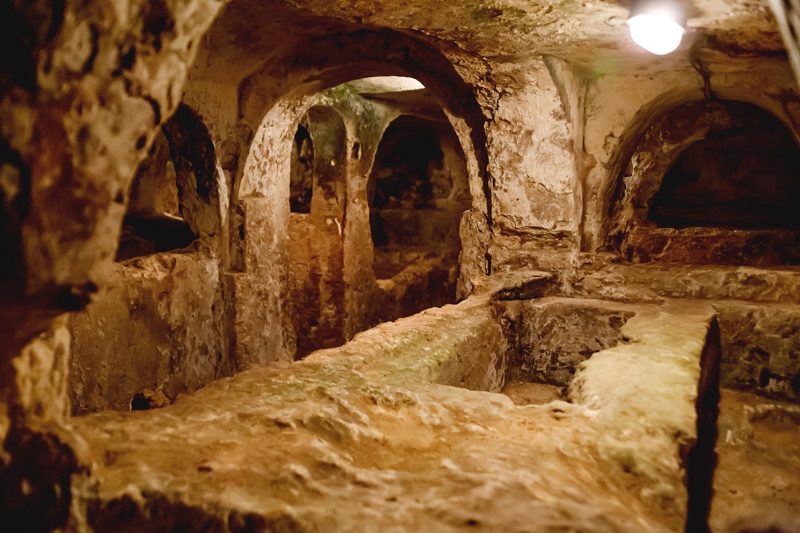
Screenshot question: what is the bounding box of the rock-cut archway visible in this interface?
[229,31,488,366]
[605,99,800,267]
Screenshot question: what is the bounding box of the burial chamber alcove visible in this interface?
[282,78,471,359]
[68,104,231,414]
[606,99,800,267]
[9,0,800,530]
[115,130,195,262]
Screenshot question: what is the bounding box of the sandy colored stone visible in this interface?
[71,295,718,532]
[1,0,799,530]
[711,389,800,532]
[69,249,231,414]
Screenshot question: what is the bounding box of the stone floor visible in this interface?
[711,389,800,532]
[69,294,718,532]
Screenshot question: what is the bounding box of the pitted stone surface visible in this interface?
[73,296,718,532]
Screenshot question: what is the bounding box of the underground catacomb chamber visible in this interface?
[7,1,800,532]
[286,77,470,358]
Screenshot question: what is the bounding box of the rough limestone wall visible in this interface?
[481,58,583,284]
[0,0,227,528]
[488,59,578,235]
[126,131,180,218]
[509,298,636,387]
[582,57,800,252]
[289,104,349,356]
[714,302,800,400]
[69,250,230,414]
[287,214,318,356]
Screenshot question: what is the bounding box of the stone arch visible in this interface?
[591,89,800,253]
[228,30,488,365]
[604,98,800,266]
[367,114,470,211]
[364,113,470,324]
[235,30,488,212]
[161,104,221,240]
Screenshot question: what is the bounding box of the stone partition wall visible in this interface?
[69,250,231,414]
[570,258,800,401]
[286,106,348,357]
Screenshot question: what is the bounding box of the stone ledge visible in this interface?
[72,297,718,532]
[470,269,555,300]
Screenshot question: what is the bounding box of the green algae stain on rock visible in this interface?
[470,7,504,23]
[505,7,527,19]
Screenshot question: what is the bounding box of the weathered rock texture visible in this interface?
[504,298,636,387]
[0,0,225,526]
[711,389,800,532]
[2,0,800,529]
[69,249,231,414]
[569,258,800,402]
[605,100,800,266]
[72,294,719,532]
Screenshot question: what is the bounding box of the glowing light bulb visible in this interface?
[627,3,686,55]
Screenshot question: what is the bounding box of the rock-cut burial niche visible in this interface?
[367,115,470,320]
[607,100,800,266]
[117,132,195,262]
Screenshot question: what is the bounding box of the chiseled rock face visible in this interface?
[573,258,800,305]
[14,317,72,430]
[714,302,800,402]
[72,294,718,532]
[69,250,231,414]
[622,227,800,267]
[1,0,227,525]
[507,298,636,387]
[569,259,800,402]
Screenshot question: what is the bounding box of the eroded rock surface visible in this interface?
[711,389,800,532]
[72,295,719,532]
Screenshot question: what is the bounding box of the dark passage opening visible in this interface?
[116,130,195,262]
[290,124,313,214]
[650,115,800,230]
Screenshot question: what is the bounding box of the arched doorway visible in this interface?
[606,99,800,266]
[367,114,470,321]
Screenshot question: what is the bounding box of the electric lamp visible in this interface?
[628,0,687,55]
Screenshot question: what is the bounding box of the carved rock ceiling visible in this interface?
[194,0,784,82]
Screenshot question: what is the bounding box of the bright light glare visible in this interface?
[628,12,685,55]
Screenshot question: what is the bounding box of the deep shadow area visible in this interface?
[650,123,800,230]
